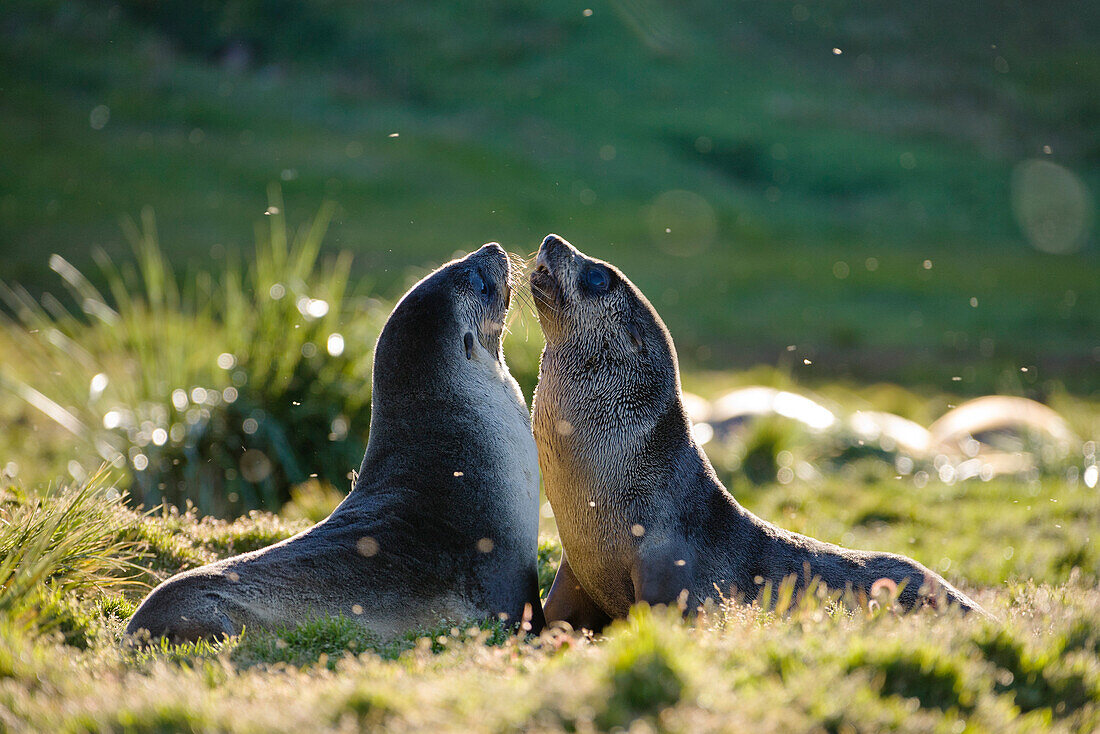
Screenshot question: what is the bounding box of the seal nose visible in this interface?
[540,234,568,254]
[477,242,506,256]
[537,234,574,269]
[473,242,506,264]
[472,242,509,276]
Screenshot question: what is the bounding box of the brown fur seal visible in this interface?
[529,234,983,630]
[126,243,545,642]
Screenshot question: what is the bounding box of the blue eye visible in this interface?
[585,267,609,292]
[470,269,491,304]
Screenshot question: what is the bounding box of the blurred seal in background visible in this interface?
[127,243,545,643]
[530,234,983,631]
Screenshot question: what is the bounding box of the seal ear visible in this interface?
[622,299,646,353]
[626,320,645,353]
[464,332,475,360]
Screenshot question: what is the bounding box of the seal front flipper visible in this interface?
[524,568,548,634]
[544,552,611,633]
[630,541,695,611]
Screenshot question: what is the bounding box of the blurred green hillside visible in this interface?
[1,0,1098,392]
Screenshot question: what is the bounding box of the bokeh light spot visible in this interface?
[1012,159,1093,254]
[357,536,379,557]
[646,190,717,257]
[239,449,271,482]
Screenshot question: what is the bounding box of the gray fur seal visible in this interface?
[529,234,983,630]
[127,243,545,643]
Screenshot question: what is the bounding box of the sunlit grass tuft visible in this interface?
[0,469,142,635]
[1,190,385,516]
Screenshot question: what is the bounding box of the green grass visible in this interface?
[0,194,387,515]
[0,471,141,643]
[1,471,1099,732]
[1,0,1097,392]
[1,3,1099,727]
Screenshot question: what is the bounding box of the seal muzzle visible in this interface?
[465,242,512,360]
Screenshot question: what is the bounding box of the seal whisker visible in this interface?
[506,249,529,271]
[529,286,559,315]
[504,297,531,332]
[505,250,531,290]
[508,262,545,315]
[504,293,539,343]
[511,285,538,313]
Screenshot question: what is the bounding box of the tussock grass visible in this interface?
[0,469,141,634]
[0,192,385,516]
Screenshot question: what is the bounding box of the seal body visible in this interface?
[127,243,545,642]
[529,234,982,629]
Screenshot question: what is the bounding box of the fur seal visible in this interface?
[127,243,545,642]
[529,234,983,630]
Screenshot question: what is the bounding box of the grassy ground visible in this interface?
[1,470,1098,732]
[2,0,1098,391]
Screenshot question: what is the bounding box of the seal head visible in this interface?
[127,243,544,643]
[530,234,983,628]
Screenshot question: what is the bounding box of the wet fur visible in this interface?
[127,244,545,643]
[530,235,983,629]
